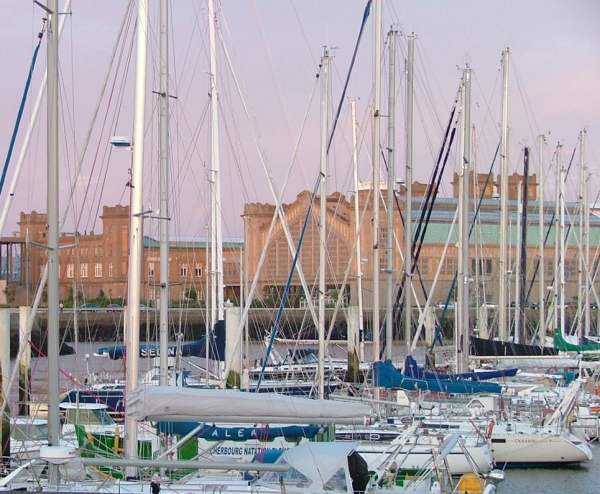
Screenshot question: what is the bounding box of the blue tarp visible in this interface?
[403,355,518,381]
[97,320,226,361]
[373,360,503,394]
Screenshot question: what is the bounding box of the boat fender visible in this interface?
[487,418,495,439]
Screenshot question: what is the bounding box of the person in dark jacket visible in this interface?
[348,451,370,493]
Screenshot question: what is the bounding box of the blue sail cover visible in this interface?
[373,360,502,394]
[157,422,322,441]
[403,355,518,381]
[97,320,226,360]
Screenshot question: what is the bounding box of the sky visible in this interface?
[0,0,598,240]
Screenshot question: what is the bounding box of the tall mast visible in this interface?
[517,148,530,343]
[404,33,415,357]
[581,130,590,337]
[498,48,510,341]
[125,0,148,476]
[578,130,589,339]
[559,163,566,336]
[351,100,365,363]
[208,0,224,326]
[457,66,471,373]
[46,1,60,485]
[514,181,522,343]
[553,146,560,334]
[372,0,382,372]
[158,0,170,386]
[385,28,396,361]
[537,135,545,344]
[318,49,330,400]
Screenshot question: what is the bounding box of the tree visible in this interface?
[184,288,198,302]
[3,284,16,304]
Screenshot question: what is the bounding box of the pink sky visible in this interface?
[0,0,598,240]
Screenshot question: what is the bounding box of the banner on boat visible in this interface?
[96,320,225,360]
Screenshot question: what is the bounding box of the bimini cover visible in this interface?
[256,441,357,494]
[126,386,371,425]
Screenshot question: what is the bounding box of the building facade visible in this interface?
[17,205,243,306]
[13,172,599,321]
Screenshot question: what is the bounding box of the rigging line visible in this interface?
[537,142,578,312]
[215,22,323,332]
[430,143,501,354]
[511,59,543,144]
[255,177,321,392]
[68,2,134,234]
[0,21,45,197]
[326,0,371,155]
[392,95,459,322]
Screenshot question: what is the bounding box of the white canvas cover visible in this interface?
[256,441,357,494]
[126,386,371,425]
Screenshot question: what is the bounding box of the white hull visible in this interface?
[352,440,493,475]
[490,431,592,466]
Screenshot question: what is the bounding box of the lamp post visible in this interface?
[241,213,250,372]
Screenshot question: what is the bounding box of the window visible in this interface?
[440,258,458,276]
[67,264,74,279]
[224,261,237,278]
[564,258,577,279]
[471,258,493,276]
[149,263,155,277]
[95,263,102,278]
[108,262,114,277]
[148,289,155,301]
[81,263,88,278]
[544,259,554,280]
[417,257,429,277]
[180,265,188,277]
[195,265,202,277]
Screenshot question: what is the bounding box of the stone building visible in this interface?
[243,172,599,313]
[17,205,243,306]
[12,171,600,317]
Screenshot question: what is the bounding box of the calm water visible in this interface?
[501,454,598,493]
[10,341,600,493]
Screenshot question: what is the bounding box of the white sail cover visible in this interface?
[127,386,371,425]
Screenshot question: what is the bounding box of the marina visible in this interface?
[1,0,599,493]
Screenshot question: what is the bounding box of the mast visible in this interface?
[208,0,224,327]
[581,130,590,337]
[404,33,415,357]
[385,29,396,361]
[578,130,589,339]
[514,181,522,343]
[351,100,365,363]
[372,0,382,376]
[46,0,60,485]
[125,0,148,477]
[158,0,170,386]
[456,66,471,373]
[517,148,529,343]
[553,146,560,334]
[318,49,330,400]
[559,163,566,337]
[537,135,545,344]
[498,48,510,341]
